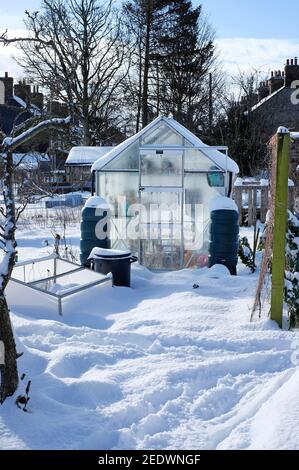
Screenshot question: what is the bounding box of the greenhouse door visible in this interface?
[139,149,184,270]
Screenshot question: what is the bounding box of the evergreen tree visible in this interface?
[285,211,299,329]
[122,0,168,130]
[153,1,215,133]
[122,0,216,133]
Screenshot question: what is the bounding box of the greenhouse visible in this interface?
[91,116,239,270]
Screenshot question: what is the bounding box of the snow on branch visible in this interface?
[1,116,71,152]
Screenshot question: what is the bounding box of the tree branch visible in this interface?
[1,116,71,152]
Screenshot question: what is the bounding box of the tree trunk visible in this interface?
[136,41,143,133]
[0,296,18,403]
[141,0,153,128]
[0,120,70,403]
[82,118,91,146]
[0,150,18,403]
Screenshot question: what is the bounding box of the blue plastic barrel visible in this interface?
[208,197,239,275]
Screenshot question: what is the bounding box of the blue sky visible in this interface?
[0,0,298,78]
[201,0,299,40]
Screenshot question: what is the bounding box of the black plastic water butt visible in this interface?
[209,197,239,275]
[89,248,138,287]
[80,197,110,267]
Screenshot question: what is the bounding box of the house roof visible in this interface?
[250,86,285,112]
[91,116,239,173]
[65,146,114,166]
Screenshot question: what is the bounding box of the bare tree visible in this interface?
[0,0,129,145]
[0,116,70,403]
[213,68,268,176]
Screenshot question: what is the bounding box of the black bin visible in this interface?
[89,248,137,287]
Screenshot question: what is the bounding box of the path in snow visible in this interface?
[0,226,299,450]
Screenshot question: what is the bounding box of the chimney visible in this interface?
[13,81,31,103]
[258,79,270,101]
[31,84,44,110]
[0,72,14,104]
[284,57,299,87]
[269,67,284,94]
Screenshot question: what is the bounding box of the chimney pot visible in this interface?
[5,72,8,78]
[295,57,298,65]
[291,59,294,65]
[287,59,290,65]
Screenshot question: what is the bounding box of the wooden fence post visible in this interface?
[234,186,243,225]
[270,127,290,328]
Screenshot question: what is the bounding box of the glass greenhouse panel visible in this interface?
[140,189,182,223]
[99,172,139,215]
[140,239,183,270]
[184,149,222,171]
[140,150,183,187]
[102,141,139,170]
[141,122,183,146]
[184,173,225,252]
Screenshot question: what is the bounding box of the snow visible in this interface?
[2,117,71,151]
[89,248,131,259]
[250,86,285,112]
[1,214,299,450]
[84,196,110,209]
[210,196,238,212]
[234,177,294,188]
[277,126,290,134]
[13,95,42,117]
[13,95,27,108]
[91,116,239,174]
[66,146,114,166]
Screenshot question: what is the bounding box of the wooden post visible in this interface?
[252,188,257,225]
[260,186,269,223]
[248,188,253,226]
[270,127,290,328]
[234,186,243,225]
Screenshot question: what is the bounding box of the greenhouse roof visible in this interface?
[66,146,114,166]
[91,116,239,173]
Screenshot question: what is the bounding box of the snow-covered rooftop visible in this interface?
[250,86,285,113]
[65,146,114,166]
[91,116,239,174]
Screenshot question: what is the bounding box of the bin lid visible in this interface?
[88,248,131,260]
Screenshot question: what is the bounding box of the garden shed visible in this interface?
[91,116,239,270]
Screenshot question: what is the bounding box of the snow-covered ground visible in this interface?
[1,216,299,450]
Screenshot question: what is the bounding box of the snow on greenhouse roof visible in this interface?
[91,116,239,173]
[66,146,114,166]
